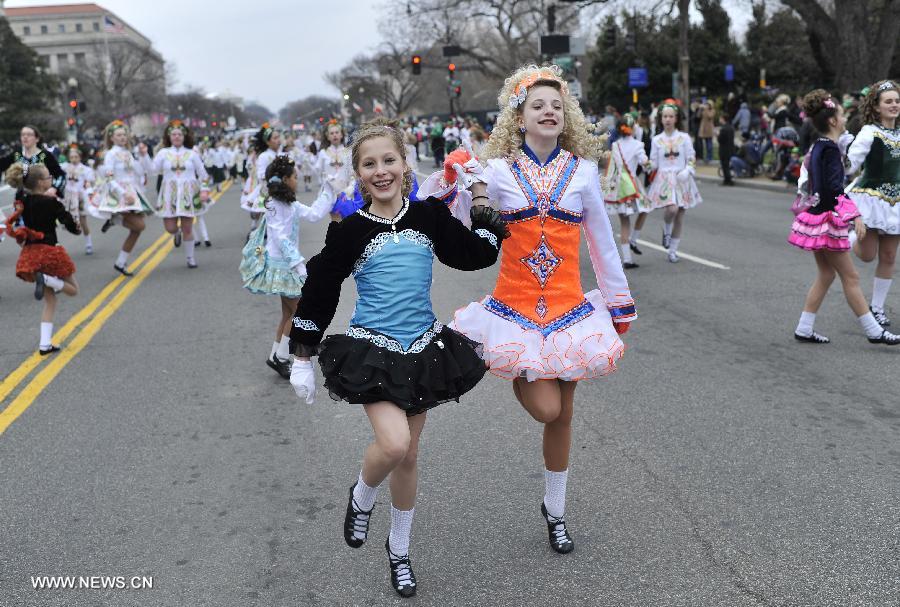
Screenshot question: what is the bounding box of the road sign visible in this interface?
[725,64,734,82]
[568,79,583,100]
[628,67,648,88]
[555,55,574,71]
[540,35,570,55]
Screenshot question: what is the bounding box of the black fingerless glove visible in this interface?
[470,204,510,241]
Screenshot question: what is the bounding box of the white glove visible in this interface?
[676,167,693,184]
[290,359,316,404]
[452,158,486,189]
[326,173,350,194]
[838,131,854,155]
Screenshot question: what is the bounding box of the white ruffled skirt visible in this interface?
[449,290,626,382]
[647,170,702,210]
[849,190,900,235]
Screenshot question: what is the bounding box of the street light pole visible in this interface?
[67,76,80,143]
[678,0,690,120]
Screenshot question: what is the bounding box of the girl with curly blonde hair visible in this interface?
[419,63,637,555]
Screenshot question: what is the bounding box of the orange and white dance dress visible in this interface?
[421,145,636,382]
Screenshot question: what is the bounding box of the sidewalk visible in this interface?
[694,163,795,194]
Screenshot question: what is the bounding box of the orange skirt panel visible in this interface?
[491,218,584,326]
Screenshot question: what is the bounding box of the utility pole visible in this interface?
[678,0,690,120]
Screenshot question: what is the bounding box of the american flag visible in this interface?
[103,15,124,33]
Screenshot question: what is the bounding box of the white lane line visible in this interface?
[634,238,731,270]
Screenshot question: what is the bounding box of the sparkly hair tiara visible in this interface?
[878,81,897,91]
[660,98,680,113]
[166,119,186,135]
[105,119,127,136]
[508,70,569,109]
[823,98,836,109]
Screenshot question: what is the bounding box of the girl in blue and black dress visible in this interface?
[289,118,507,599]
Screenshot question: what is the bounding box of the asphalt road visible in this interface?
[1,174,898,607]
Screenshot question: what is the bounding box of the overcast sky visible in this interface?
[7,0,755,114]
[6,0,384,112]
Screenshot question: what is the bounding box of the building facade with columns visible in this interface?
[2,2,164,77]
[1,2,166,137]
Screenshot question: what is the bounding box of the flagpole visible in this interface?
[103,15,111,82]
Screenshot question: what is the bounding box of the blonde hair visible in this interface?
[4,162,49,192]
[103,120,130,150]
[481,64,606,163]
[350,117,413,204]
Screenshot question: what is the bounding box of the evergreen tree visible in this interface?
[742,4,823,92]
[0,17,60,143]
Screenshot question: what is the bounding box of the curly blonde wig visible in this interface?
[481,64,607,163]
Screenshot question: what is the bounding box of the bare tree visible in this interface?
[325,45,428,118]
[62,40,166,130]
[777,0,900,90]
[380,0,589,79]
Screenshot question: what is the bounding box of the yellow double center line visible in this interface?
[0,182,232,435]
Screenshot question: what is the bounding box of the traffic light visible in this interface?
[448,63,456,76]
[411,55,421,75]
[604,25,616,49]
[625,29,636,52]
[454,85,462,98]
[67,118,76,127]
[69,99,78,110]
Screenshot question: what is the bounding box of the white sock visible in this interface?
[276,335,290,360]
[389,506,415,556]
[859,312,883,338]
[184,239,195,261]
[40,322,53,348]
[116,250,129,268]
[197,217,210,241]
[872,278,892,312]
[620,243,633,264]
[631,228,641,243]
[859,313,883,338]
[84,234,92,247]
[43,274,65,292]
[544,468,568,519]
[669,237,681,253]
[270,341,280,359]
[352,472,378,512]
[663,222,673,237]
[796,311,816,337]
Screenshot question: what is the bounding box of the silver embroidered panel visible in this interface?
[292,318,320,331]
[346,321,443,354]
[351,229,434,276]
[474,228,499,249]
